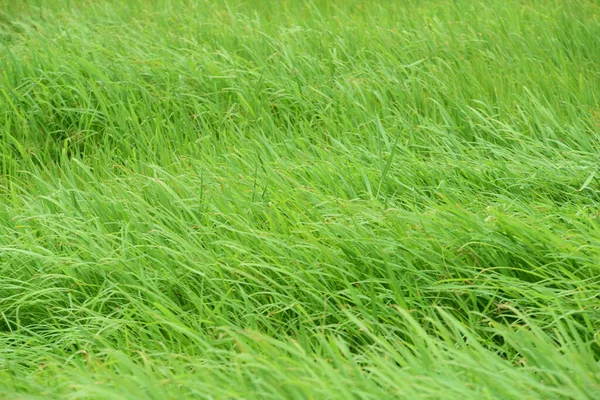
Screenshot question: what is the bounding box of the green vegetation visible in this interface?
[1,0,599,398]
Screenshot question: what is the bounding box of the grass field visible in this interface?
[1,0,599,398]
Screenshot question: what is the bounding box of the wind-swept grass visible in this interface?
[1,0,599,398]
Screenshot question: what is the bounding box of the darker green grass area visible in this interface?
[1,0,599,399]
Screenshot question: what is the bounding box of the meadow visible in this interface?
[0,0,599,398]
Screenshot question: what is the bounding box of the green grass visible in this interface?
[1,0,599,398]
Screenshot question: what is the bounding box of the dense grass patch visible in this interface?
[1,0,599,398]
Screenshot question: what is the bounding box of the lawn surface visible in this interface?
[1,0,599,398]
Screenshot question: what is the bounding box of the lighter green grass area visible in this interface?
[1,0,599,398]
